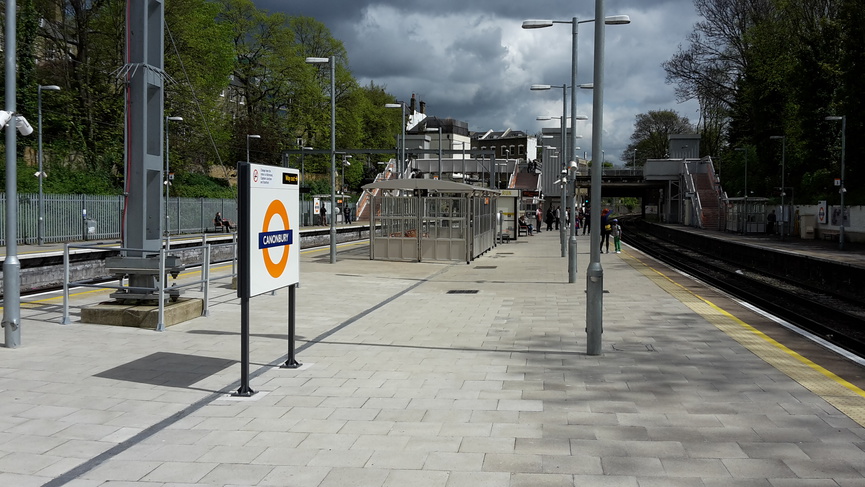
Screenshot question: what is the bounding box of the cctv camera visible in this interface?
[15,116,33,136]
[0,110,34,136]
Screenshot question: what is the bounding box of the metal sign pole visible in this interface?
[281,284,302,369]
[234,162,255,396]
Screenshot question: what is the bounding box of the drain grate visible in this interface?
[474,266,497,269]
[611,343,656,352]
[447,289,479,294]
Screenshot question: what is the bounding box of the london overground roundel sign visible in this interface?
[247,163,300,296]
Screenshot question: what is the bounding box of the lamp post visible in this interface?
[524,12,631,354]
[36,84,60,246]
[307,56,337,263]
[538,113,567,257]
[425,126,442,179]
[769,135,786,238]
[385,102,407,178]
[246,134,260,164]
[825,115,846,250]
[299,146,313,186]
[341,154,352,192]
[632,148,637,172]
[164,116,183,239]
[734,147,748,234]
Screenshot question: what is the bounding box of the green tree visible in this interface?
[622,110,696,165]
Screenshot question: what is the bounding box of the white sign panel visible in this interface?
[247,164,300,296]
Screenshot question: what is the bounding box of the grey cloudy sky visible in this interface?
[254,0,703,165]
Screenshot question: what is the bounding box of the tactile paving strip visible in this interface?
[622,250,865,428]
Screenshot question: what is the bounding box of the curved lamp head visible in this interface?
[522,20,553,29]
[604,15,631,25]
[530,84,552,91]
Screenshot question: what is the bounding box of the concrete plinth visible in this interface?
[81,298,203,329]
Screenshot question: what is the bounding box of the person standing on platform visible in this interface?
[554,206,561,230]
[545,208,554,231]
[344,205,352,225]
[535,207,542,233]
[601,208,611,253]
[767,209,776,235]
[611,219,622,253]
[320,204,327,226]
[583,210,590,235]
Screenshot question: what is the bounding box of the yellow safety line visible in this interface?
[621,250,865,427]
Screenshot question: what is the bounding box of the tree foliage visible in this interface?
[622,110,696,166]
[664,0,864,204]
[2,0,401,196]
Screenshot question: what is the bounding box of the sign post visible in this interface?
[236,163,301,396]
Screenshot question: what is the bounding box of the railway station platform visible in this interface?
[660,223,865,269]
[2,229,865,486]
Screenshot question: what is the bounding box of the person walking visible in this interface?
[554,206,561,230]
[583,210,590,235]
[600,208,611,253]
[545,208,554,231]
[611,219,622,253]
[344,205,352,225]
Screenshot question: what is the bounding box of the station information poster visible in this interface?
[239,163,300,297]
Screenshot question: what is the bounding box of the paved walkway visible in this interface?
[2,230,865,486]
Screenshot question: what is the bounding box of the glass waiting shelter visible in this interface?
[724,197,769,234]
[362,179,499,263]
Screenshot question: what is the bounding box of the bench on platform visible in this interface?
[821,230,840,241]
[518,223,529,237]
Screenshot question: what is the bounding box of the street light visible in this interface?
[537,111,568,257]
[825,115,846,250]
[425,126,442,179]
[769,135,786,238]
[165,116,183,239]
[341,154,352,192]
[734,147,748,234]
[246,134,260,164]
[307,56,337,263]
[524,11,631,355]
[299,146,313,186]
[385,102,407,179]
[36,84,60,246]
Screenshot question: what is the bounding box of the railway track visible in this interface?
[623,224,865,358]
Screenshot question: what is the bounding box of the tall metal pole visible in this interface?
[586,0,607,356]
[438,126,442,180]
[770,136,785,238]
[38,86,44,245]
[780,138,785,238]
[825,115,847,249]
[37,85,59,246]
[839,116,846,250]
[3,0,21,348]
[165,116,182,239]
[328,57,336,262]
[560,90,568,257]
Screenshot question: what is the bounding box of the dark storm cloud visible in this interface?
[253,0,702,164]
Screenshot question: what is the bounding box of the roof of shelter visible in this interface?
[362,178,499,194]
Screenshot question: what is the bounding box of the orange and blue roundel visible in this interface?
[260,199,292,279]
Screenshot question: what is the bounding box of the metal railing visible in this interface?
[61,239,232,330]
[0,193,239,245]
